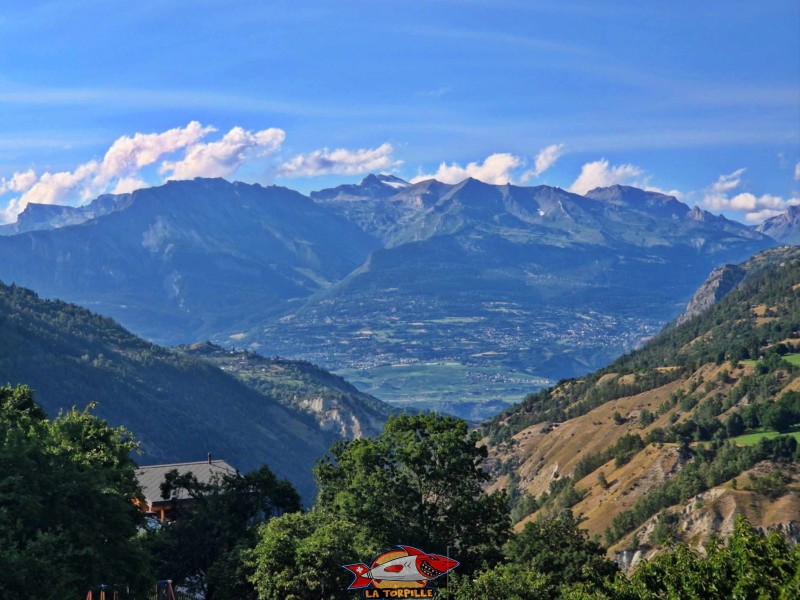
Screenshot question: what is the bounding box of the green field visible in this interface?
[335,362,551,419]
[783,353,800,365]
[729,426,800,446]
[741,353,800,368]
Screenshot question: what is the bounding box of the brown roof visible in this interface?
[136,459,237,507]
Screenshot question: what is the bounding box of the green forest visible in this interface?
[1,385,797,599]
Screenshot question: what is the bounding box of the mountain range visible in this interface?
[263,177,780,414]
[0,175,795,415]
[0,178,378,343]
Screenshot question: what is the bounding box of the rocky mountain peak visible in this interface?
[755,205,800,244]
[311,173,410,201]
[0,192,130,236]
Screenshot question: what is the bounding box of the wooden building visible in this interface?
[134,455,236,522]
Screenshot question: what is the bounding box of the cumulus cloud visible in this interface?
[0,169,37,195]
[161,126,285,180]
[0,121,217,222]
[11,161,101,208]
[795,162,800,181]
[521,143,565,182]
[278,143,400,178]
[0,163,98,223]
[94,121,213,188]
[700,168,799,223]
[569,159,644,195]
[0,122,287,224]
[412,153,523,185]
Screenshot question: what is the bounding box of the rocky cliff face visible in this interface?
[676,264,746,325]
[179,342,393,440]
[296,395,386,439]
[676,245,800,325]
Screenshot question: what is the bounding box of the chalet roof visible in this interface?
[136,459,237,506]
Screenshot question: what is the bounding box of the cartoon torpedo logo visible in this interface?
[343,545,459,592]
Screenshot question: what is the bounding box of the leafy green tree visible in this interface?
[314,413,511,573]
[630,517,798,599]
[725,412,745,437]
[638,409,654,427]
[505,516,617,595]
[442,564,549,599]
[147,464,300,599]
[442,516,617,600]
[573,517,800,599]
[649,510,677,546]
[763,402,794,433]
[248,511,363,600]
[0,385,151,599]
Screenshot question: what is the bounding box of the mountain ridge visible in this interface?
[253,179,778,413]
[756,205,800,244]
[0,178,380,344]
[0,175,788,414]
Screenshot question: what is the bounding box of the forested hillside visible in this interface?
[0,281,386,500]
[486,247,800,567]
[181,341,395,438]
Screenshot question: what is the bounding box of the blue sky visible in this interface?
[0,0,798,223]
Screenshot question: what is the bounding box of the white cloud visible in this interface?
[95,121,213,187]
[521,143,565,182]
[13,161,100,207]
[0,122,287,224]
[161,126,285,180]
[569,159,644,195]
[795,162,800,181]
[278,143,400,178]
[1,198,25,223]
[0,169,37,195]
[0,121,219,223]
[700,168,799,222]
[729,192,789,212]
[0,162,98,223]
[710,168,746,194]
[412,152,522,185]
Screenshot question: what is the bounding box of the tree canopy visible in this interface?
[313,413,511,572]
[0,385,150,599]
